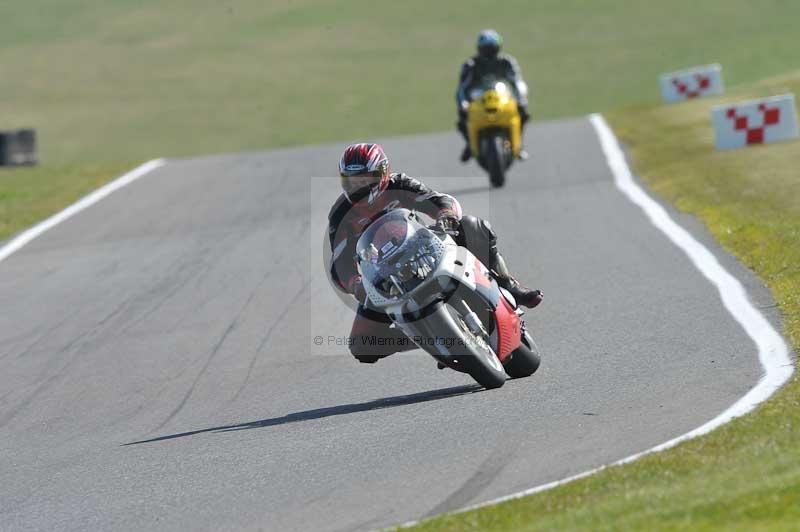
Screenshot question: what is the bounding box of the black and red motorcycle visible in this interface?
[356,209,541,389]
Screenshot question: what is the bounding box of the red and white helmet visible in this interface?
[338,143,390,203]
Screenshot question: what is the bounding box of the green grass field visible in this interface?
[2,2,799,529]
[3,0,800,239]
[407,69,800,532]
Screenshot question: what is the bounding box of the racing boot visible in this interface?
[491,250,543,309]
[460,215,543,309]
[460,145,472,162]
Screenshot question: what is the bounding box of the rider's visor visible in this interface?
[341,171,382,195]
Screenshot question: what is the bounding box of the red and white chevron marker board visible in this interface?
[659,64,724,104]
[711,94,798,150]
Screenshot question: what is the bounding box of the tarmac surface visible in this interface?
[0,117,778,531]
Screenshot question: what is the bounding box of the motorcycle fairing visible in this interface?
[467,80,522,160]
[430,243,521,361]
[357,210,522,365]
[494,295,522,360]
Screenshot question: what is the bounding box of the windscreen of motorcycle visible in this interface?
[356,209,444,300]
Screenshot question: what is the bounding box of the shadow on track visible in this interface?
[124,383,482,446]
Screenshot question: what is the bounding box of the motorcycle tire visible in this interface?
[503,329,541,379]
[485,134,507,188]
[442,303,507,389]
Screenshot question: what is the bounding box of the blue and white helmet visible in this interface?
[477,29,502,58]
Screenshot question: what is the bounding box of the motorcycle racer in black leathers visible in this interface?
[456,29,530,162]
[327,143,543,363]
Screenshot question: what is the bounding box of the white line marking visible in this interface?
[0,159,166,264]
[399,114,794,528]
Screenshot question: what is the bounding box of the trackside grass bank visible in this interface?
[0,162,134,241]
[406,73,800,531]
[3,1,800,240]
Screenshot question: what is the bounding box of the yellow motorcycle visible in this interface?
[466,77,522,187]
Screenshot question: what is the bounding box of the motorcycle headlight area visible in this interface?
[361,236,443,299]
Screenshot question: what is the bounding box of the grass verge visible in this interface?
[405,73,800,531]
[0,161,136,241]
[3,1,800,240]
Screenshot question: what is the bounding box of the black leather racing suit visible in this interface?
[327,173,512,361]
[455,52,530,143]
[328,173,462,298]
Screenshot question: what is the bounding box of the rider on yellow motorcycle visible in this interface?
[456,29,530,162]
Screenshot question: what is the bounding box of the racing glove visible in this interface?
[346,275,368,304]
[435,215,460,234]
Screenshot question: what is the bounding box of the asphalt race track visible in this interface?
[0,117,783,531]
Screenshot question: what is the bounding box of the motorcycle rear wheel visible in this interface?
[503,329,541,379]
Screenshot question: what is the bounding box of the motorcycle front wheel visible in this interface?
[483,134,508,188]
[442,303,507,389]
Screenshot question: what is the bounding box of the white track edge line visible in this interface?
[0,158,166,263]
[398,113,793,528]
